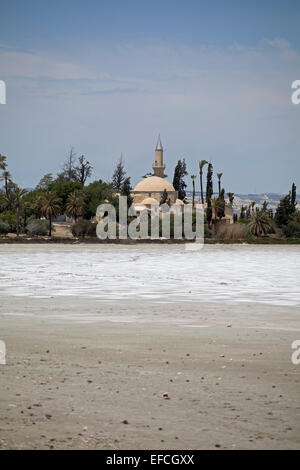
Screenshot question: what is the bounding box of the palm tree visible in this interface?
[199,160,208,205]
[217,172,223,195]
[0,193,6,211]
[12,186,27,236]
[0,154,7,171]
[36,191,61,237]
[22,201,32,231]
[190,175,197,209]
[212,193,225,223]
[66,190,85,222]
[227,192,234,205]
[0,155,8,194]
[1,170,11,195]
[3,187,15,210]
[248,211,272,237]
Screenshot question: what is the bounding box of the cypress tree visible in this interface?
[275,183,297,227]
[206,163,213,203]
[121,177,132,197]
[205,163,213,225]
[215,188,225,220]
[112,156,127,191]
[291,183,297,211]
[173,159,188,201]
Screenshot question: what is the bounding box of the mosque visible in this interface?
[131,135,233,223]
[131,136,184,210]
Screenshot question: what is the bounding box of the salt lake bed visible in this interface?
[0,244,299,449]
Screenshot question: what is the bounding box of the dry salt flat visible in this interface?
[0,244,299,449]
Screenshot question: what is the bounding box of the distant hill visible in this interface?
[186,192,300,214]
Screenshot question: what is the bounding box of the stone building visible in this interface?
[131,136,181,207]
[131,135,233,223]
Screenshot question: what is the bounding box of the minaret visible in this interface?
[152,134,166,178]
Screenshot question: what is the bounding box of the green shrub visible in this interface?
[282,221,300,238]
[0,220,10,234]
[26,219,49,236]
[0,211,16,232]
[72,219,96,238]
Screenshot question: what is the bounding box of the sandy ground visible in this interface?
[0,297,300,450]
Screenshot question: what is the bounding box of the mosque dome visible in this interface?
[133,176,175,193]
[141,197,160,205]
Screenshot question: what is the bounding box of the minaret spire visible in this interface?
[156,134,163,151]
[153,134,165,178]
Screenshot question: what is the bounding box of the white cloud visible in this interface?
[0,46,107,80]
[265,38,291,50]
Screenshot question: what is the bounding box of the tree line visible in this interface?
[172,157,299,239]
[0,149,299,240]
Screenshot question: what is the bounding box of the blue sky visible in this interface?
[0,0,300,193]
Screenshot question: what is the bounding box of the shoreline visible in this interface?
[1,237,300,245]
